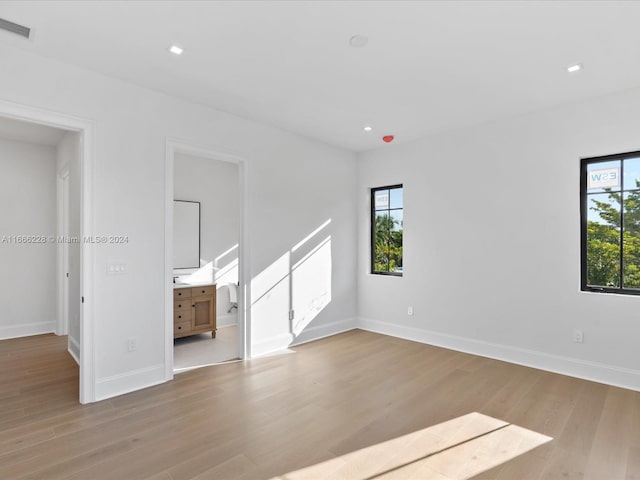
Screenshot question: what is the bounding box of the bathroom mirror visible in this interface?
[173,200,200,269]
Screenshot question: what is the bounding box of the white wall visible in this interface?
[174,153,240,326]
[56,131,81,360]
[0,44,357,400]
[0,138,57,338]
[357,86,640,391]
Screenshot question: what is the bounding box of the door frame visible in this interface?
[0,99,96,404]
[164,138,251,380]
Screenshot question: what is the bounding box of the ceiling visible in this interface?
[1,1,640,152]
[0,115,67,146]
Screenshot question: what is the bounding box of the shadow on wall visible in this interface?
[251,219,332,346]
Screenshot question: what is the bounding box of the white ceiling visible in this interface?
[2,1,640,152]
[0,115,67,146]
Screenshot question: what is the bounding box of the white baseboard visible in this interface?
[68,335,80,365]
[94,363,166,401]
[252,333,294,358]
[292,317,357,347]
[0,321,55,340]
[217,313,237,328]
[358,318,640,393]
[251,318,357,358]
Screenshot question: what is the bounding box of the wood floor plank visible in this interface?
[141,472,174,480]
[472,449,550,480]
[479,363,542,420]
[189,454,260,480]
[631,394,640,448]
[2,330,640,479]
[553,380,607,458]
[539,446,590,480]
[583,387,636,480]
[626,446,640,480]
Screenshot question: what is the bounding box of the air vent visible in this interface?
[0,18,31,39]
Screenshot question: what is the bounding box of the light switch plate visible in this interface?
[107,262,126,275]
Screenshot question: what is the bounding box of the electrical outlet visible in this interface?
[127,338,137,352]
[573,329,584,344]
[407,306,414,316]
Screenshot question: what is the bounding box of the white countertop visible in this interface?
[173,282,216,289]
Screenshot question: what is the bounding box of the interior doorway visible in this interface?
[0,100,95,404]
[164,140,250,379]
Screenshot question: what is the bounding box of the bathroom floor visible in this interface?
[173,325,238,373]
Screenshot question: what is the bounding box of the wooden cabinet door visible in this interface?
[192,294,215,330]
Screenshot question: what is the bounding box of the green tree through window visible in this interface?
[371,185,403,275]
[582,154,640,293]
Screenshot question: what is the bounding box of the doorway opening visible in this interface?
[0,100,95,404]
[165,140,250,378]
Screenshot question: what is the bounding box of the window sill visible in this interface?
[581,287,640,297]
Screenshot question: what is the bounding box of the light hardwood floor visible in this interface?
[1,330,639,479]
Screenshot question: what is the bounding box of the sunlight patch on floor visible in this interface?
[271,412,552,480]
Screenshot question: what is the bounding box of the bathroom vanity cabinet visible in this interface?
[173,284,217,339]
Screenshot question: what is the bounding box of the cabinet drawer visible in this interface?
[174,321,191,335]
[173,309,192,323]
[174,288,192,300]
[192,286,215,297]
[174,299,192,311]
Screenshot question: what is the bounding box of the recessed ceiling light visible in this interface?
[169,45,184,55]
[349,35,368,48]
[363,126,373,132]
[567,63,583,73]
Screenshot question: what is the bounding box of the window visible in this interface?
[371,184,403,275]
[581,152,640,295]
